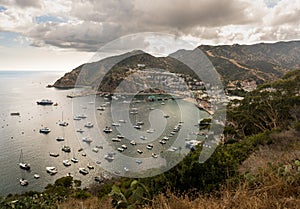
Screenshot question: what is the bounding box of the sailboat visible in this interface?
[59,112,68,126]
[19,149,30,170]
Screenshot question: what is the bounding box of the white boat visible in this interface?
[59,112,68,126]
[46,167,57,175]
[159,140,166,144]
[92,147,99,153]
[111,95,118,100]
[117,147,124,152]
[73,116,81,121]
[97,106,105,111]
[33,174,40,179]
[59,121,68,126]
[121,144,127,149]
[79,168,89,175]
[140,136,147,140]
[163,136,169,140]
[82,153,87,156]
[63,160,71,166]
[49,152,59,157]
[19,149,30,170]
[136,121,144,125]
[152,153,158,158]
[112,122,121,127]
[84,122,94,128]
[161,102,165,105]
[39,127,51,134]
[87,164,94,169]
[19,178,29,186]
[170,131,176,135]
[124,167,129,172]
[118,119,126,123]
[100,103,107,107]
[82,137,93,143]
[137,149,143,154]
[146,129,155,133]
[77,114,87,119]
[56,137,64,142]
[71,157,79,163]
[112,138,121,142]
[130,140,136,145]
[134,125,142,129]
[167,146,178,152]
[104,153,114,162]
[103,127,112,133]
[146,144,153,150]
[130,111,138,115]
[62,145,71,152]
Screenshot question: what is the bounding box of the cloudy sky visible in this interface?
[0,0,299,71]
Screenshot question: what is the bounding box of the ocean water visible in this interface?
[0,71,207,196]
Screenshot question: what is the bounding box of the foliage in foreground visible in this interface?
[0,176,90,209]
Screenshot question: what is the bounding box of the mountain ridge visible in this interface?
[53,40,300,91]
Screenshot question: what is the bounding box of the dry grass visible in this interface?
[239,129,300,174]
[144,177,300,209]
[58,196,113,209]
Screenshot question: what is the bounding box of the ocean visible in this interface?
[0,71,207,195]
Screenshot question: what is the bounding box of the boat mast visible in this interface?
[19,149,23,163]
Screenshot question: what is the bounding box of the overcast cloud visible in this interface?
[0,0,299,52]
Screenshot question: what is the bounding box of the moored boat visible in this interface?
[76,129,84,133]
[19,178,29,186]
[37,99,53,105]
[103,127,112,133]
[63,160,71,166]
[82,137,93,143]
[62,145,71,152]
[39,127,51,134]
[152,153,158,158]
[46,167,57,175]
[130,140,136,145]
[104,153,114,162]
[87,164,94,169]
[56,137,65,142]
[84,122,94,128]
[49,152,59,157]
[112,138,121,142]
[19,149,30,170]
[79,168,89,175]
[117,147,124,152]
[33,174,40,179]
[71,157,79,163]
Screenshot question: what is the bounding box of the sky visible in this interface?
[0,0,299,71]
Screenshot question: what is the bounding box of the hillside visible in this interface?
[53,40,300,91]
[200,41,300,83]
